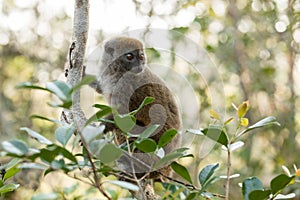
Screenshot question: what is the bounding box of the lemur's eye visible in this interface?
[138,53,144,61]
[126,53,134,61]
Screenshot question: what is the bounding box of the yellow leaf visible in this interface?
[240,118,249,127]
[224,117,234,125]
[209,109,220,120]
[290,179,295,184]
[237,101,250,118]
[296,169,300,177]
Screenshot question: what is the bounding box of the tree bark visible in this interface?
[62,0,89,130]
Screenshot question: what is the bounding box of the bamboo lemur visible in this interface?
[86,36,182,180]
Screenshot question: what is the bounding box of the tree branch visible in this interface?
[61,1,112,199]
[63,0,89,130]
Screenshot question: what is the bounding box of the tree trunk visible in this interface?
[62,0,89,130]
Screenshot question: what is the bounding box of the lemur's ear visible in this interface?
[104,44,114,56]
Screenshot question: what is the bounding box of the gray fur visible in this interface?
[94,37,182,179]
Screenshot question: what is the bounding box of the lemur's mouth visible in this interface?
[130,65,144,74]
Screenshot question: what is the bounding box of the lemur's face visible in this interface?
[111,49,145,73]
[102,37,146,74]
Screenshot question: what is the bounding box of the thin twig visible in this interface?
[66,173,94,187]
[79,132,112,200]
[110,172,136,182]
[225,149,231,200]
[159,171,197,190]
[126,137,147,200]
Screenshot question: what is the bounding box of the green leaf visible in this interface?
[173,147,189,153]
[59,147,78,163]
[201,191,217,199]
[170,187,185,198]
[272,193,296,199]
[99,144,122,164]
[249,190,271,200]
[3,165,20,181]
[224,117,234,125]
[85,105,112,125]
[20,127,53,145]
[239,116,280,136]
[137,124,160,140]
[202,126,228,146]
[200,176,220,192]
[154,148,188,169]
[199,163,219,186]
[50,159,64,169]
[172,27,189,34]
[93,104,112,109]
[44,168,54,176]
[226,141,244,152]
[130,97,155,115]
[2,140,29,156]
[97,165,116,176]
[270,174,294,194]
[185,192,198,200]
[114,114,136,133]
[25,150,41,160]
[55,125,75,146]
[31,193,59,200]
[46,81,72,101]
[161,182,180,193]
[1,158,20,171]
[48,101,72,109]
[71,75,96,92]
[158,129,178,148]
[39,148,58,163]
[82,125,104,144]
[180,154,194,158]
[31,115,61,124]
[107,180,139,191]
[0,183,20,194]
[135,138,157,153]
[98,118,114,124]
[242,177,264,200]
[18,163,48,170]
[186,129,204,135]
[39,145,77,164]
[89,139,106,156]
[16,82,49,91]
[171,162,192,184]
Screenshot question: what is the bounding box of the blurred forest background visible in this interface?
[0,0,300,198]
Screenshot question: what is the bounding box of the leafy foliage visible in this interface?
[198,163,219,188]
[0,81,190,198]
[242,174,297,200]
[0,159,20,195]
[0,82,298,199]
